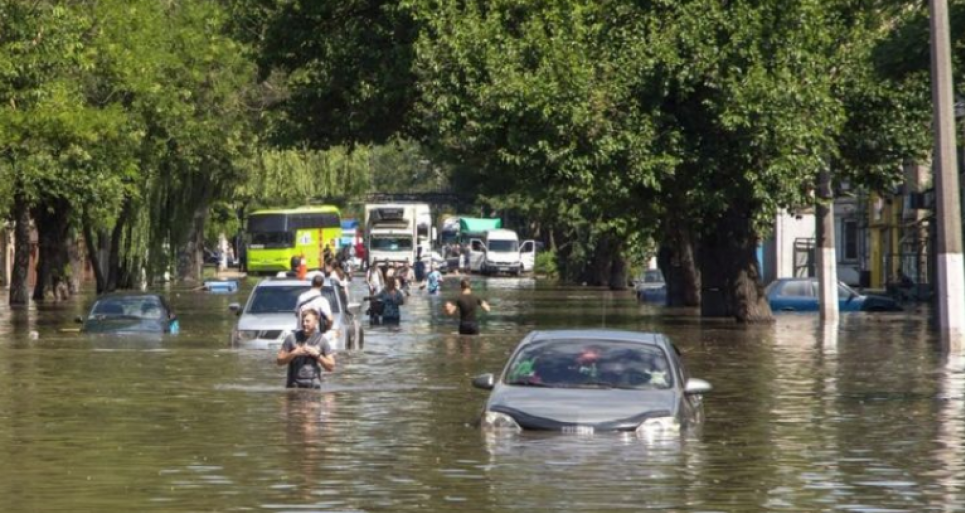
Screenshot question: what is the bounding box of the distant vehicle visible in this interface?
[204,248,238,268]
[229,277,363,351]
[766,277,903,312]
[466,228,535,276]
[245,205,341,274]
[78,293,179,334]
[364,203,431,267]
[471,330,711,432]
[203,279,239,294]
[635,269,666,303]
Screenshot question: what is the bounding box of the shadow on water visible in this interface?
[0,276,963,512]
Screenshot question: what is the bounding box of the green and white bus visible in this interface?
[245,206,342,274]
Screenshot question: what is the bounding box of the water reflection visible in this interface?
[935,343,964,511]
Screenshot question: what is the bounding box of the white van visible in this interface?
[468,229,535,276]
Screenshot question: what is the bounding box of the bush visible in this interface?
[534,250,559,279]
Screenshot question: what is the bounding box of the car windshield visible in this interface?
[488,240,518,252]
[370,236,413,251]
[91,296,166,320]
[247,285,308,313]
[643,270,664,283]
[504,339,673,390]
[247,285,340,314]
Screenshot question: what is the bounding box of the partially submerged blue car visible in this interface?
[766,278,902,313]
[79,293,180,334]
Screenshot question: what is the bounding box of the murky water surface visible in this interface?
[1,277,963,512]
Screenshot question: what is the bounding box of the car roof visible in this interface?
[94,293,166,300]
[526,329,669,347]
[255,278,312,287]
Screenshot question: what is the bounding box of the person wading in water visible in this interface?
[276,310,335,389]
[444,277,490,335]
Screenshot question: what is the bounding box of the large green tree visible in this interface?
[412,0,670,288]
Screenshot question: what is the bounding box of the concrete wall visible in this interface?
[763,210,816,284]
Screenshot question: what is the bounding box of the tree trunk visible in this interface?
[608,249,629,291]
[31,199,72,301]
[67,232,83,295]
[9,191,31,306]
[699,205,773,322]
[176,200,208,284]
[659,221,701,307]
[582,235,614,286]
[83,218,107,294]
[106,214,126,292]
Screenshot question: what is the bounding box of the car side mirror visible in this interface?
[471,373,495,390]
[229,303,241,314]
[74,316,84,324]
[684,378,712,395]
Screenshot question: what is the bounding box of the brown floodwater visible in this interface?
[0,276,962,512]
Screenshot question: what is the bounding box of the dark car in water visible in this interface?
[471,330,711,433]
[766,278,903,313]
[79,293,179,334]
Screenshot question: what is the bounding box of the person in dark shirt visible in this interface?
[376,276,406,325]
[276,310,335,389]
[445,277,490,335]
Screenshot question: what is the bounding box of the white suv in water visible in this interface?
[229,277,363,351]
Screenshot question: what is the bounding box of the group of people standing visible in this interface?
[277,255,492,390]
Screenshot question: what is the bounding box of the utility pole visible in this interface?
[816,169,838,321]
[929,0,965,336]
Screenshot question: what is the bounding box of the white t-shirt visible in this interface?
[295,288,333,324]
[367,268,384,294]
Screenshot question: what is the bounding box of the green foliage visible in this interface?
[534,250,559,280]
[226,0,419,148]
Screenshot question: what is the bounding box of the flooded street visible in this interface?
[1,277,963,512]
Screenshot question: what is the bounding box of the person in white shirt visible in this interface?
[296,274,333,333]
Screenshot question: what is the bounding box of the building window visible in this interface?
[842,219,858,261]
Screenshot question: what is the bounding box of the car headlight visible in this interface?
[235,330,259,341]
[636,416,680,434]
[481,411,522,431]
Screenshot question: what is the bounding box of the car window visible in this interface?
[781,280,814,297]
[92,296,164,319]
[837,283,856,298]
[504,340,673,390]
[247,286,310,314]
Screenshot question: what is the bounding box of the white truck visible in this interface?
[467,228,536,276]
[364,203,431,267]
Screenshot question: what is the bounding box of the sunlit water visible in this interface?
[0,276,962,512]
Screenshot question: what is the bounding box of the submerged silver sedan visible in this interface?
[471,330,711,433]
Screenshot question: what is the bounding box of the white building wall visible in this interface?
[763,210,816,284]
